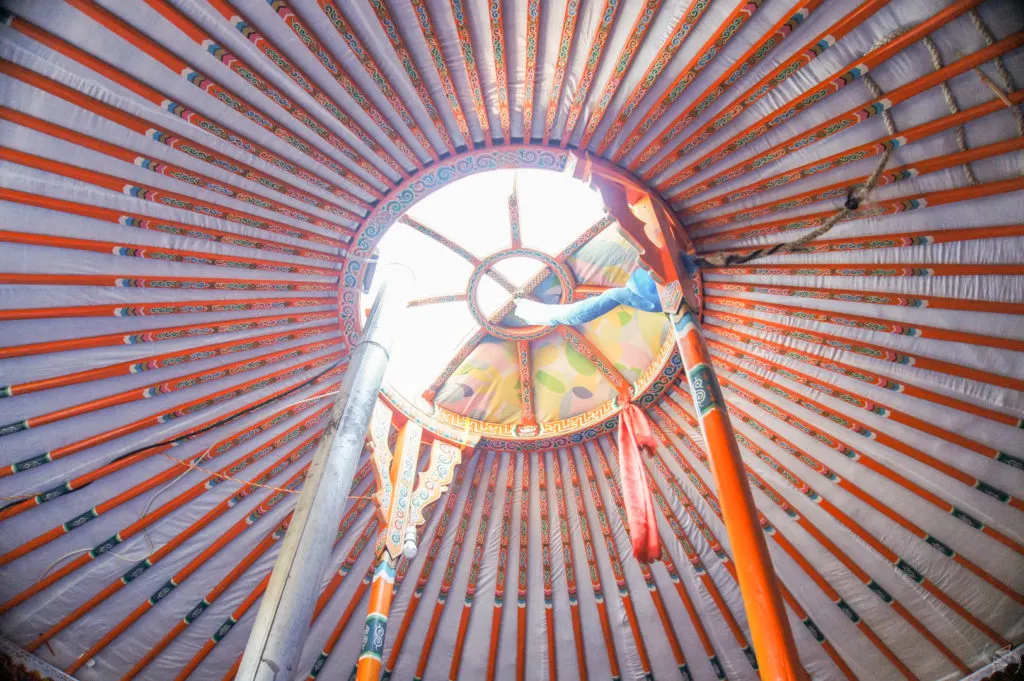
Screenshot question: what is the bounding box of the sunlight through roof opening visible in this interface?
[361,168,606,407]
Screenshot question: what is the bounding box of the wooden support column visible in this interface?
[578,153,806,681]
[667,302,806,681]
[356,414,422,681]
[236,265,413,681]
[356,404,466,681]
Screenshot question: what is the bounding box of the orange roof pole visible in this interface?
[578,153,807,681]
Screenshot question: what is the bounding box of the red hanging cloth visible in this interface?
[616,404,661,563]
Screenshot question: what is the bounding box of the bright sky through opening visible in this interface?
[361,169,606,404]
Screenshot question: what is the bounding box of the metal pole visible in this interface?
[236,264,414,681]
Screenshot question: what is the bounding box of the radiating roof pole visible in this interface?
[236,264,414,681]
[577,153,807,681]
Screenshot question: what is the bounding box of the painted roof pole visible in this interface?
[575,153,806,681]
[236,264,414,681]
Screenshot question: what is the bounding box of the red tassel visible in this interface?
[617,404,661,563]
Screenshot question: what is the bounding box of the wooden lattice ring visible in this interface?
[466,248,576,341]
[343,146,691,444]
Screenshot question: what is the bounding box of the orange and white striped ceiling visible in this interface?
[0,0,1021,680]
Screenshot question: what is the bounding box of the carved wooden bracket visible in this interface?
[570,151,697,315]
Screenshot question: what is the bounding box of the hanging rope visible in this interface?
[685,16,1024,270]
[921,35,979,185]
[688,17,1024,271]
[0,360,346,504]
[687,144,893,269]
[684,24,923,270]
[155,446,379,497]
[968,9,1024,174]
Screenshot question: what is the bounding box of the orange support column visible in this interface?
[667,303,806,681]
[356,557,397,681]
[578,150,804,681]
[356,414,421,681]
[355,405,468,681]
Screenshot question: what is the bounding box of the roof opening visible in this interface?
[361,168,606,409]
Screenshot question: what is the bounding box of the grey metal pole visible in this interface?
[236,264,414,681]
